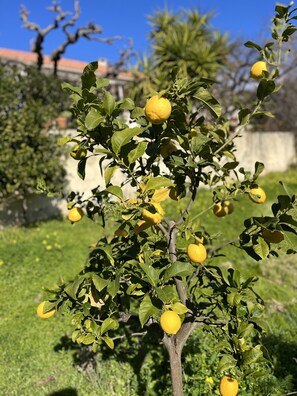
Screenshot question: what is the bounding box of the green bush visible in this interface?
[0,63,69,216]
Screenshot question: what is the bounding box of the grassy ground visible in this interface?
[0,169,297,395]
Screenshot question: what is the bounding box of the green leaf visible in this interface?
[253,162,265,179]
[238,108,251,126]
[77,158,87,180]
[85,108,104,130]
[163,261,194,282]
[170,302,188,314]
[131,107,145,118]
[97,245,115,265]
[244,41,262,51]
[253,238,269,259]
[194,88,221,118]
[64,277,83,300]
[96,77,109,89]
[107,275,120,298]
[217,354,237,372]
[94,148,116,158]
[105,185,124,201]
[242,345,263,365]
[156,285,178,303]
[81,334,96,345]
[144,176,173,193]
[118,98,135,110]
[128,141,147,164]
[104,166,117,185]
[101,318,118,335]
[139,263,160,287]
[61,82,82,95]
[190,134,210,153]
[92,273,108,291]
[81,61,98,89]
[102,336,114,349]
[103,91,116,116]
[57,136,73,146]
[257,79,276,101]
[111,127,142,154]
[139,294,159,327]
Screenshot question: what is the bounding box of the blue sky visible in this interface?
[0,0,285,64]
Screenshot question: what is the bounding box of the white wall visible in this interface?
[1,130,296,227]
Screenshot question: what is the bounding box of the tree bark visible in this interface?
[168,340,183,396]
[163,335,183,396]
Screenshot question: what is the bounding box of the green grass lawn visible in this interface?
[0,169,297,395]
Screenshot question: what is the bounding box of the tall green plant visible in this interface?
[129,8,230,105]
[42,4,297,395]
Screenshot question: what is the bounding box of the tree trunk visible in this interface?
[168,339,183,396]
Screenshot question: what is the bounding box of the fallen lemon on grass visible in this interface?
[187,242,207,264]
[213,200,234,217]
[160,310,181,335]
[262,229,284,244]
[36,301,56,319]
[248,185,266,204]
[68,207,84,223]
[250,61,268,79]
[219,375,239,396]
[144,95,172,124]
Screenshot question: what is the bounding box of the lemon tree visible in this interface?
[42,4,297,396]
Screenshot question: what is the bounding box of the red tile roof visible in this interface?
[0,47,133,80]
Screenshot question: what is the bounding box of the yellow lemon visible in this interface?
[151,202,165,216]
[160,310,181,335]
[219,376,239,396]
[187,243,207,264]
[68,207,84,222]
[142,208,162,225]
[213,200,234,217]
[70,145,87,160]
[250,61,268,79]
[262,229,284,244]
[249,185,266,204]
[36,301,56,319]
[144,95,172,124]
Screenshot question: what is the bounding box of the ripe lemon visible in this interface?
[68,207,84,222]
[144,95,172,124]
[36,301,56,319]
[142,208,162,225]
[187,243,207,264]
[160,310,181,335]
[248,185,266,204]
[262,229,284,244]
[70,145,87,160]
[213,200,234,217]
[250,61,268,79]
[219,375,239,396]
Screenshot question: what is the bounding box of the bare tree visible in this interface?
[21,0,121,75]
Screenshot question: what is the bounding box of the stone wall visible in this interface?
[1,130,296,228]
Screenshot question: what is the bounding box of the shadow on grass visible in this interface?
[48,388,78,396]
[263,334,297,389]
[54,323,170,396]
